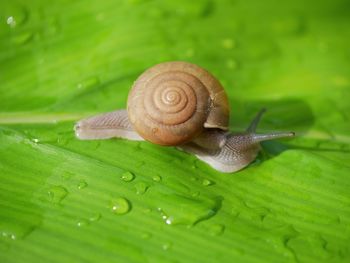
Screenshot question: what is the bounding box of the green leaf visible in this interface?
[1,0,350,262]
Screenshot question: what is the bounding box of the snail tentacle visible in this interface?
[245,108,295,141]
[180,109,295,173]
[74,110,144,141]
[246,108,266,132]
[245,108,295,142]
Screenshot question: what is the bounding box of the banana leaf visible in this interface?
[1,0,350,262]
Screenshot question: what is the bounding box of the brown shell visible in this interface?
[127,61,230,146]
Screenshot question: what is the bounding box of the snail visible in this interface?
[74,61,294,173]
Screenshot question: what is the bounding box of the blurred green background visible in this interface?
[0,0,350,262]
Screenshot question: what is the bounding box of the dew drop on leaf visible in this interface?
[121,171,135,182]
[110,197,131,215]
[135,182,149,195]
[157,208,172,225]
[157,195,222,226]
[76,76,100,90]
[152,175,162,182]
[0,215,41,241]
[202,178,214,186]
[47,185,68,204]
[77,180,88,189]
[77,219,89,227]
[1,231,17,241]
[89,213,101,222]
[6,16,16,27]
[32,138,40,143]
[4,4,27,28]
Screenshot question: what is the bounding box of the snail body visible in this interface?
[75,61,294,173]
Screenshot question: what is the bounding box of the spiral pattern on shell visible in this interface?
[127,61,229,145]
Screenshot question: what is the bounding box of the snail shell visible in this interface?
[127,61,230,145]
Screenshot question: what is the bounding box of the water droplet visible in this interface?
[77,219,89,227]
[1,231,16,243]
[110,197,131,215]
[31,138,39,143]
[158,208,172,225]
[48,185,68,204]
[0,208,42,241]
[135,182,149,195]
[157,194,222,226]
[141,232,152,239]
[162,242,172,250]
[191,163,198,169]
[152,175,162,182]
[121,171,135,182]
[89,213,101,222]
[3,4,27,28]
[77,180,88,190]
[209,224,225,236]
[7,16,16,27]
[202,178,214,186]
[221,38,236,49]
[1,231,15,240]
[76,76,100,90]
